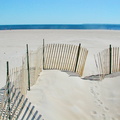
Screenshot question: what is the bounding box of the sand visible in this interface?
[0,30,120,119]
[27,70,120,120]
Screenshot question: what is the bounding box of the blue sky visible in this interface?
[0,0,120,25]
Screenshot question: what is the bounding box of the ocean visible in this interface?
[0,24,120,30]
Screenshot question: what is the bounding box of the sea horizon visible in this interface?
[0,24,120,30]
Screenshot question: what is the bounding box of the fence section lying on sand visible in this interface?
[95,46,120,79]
[44,44,88,76]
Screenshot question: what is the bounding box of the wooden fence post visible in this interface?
[26,44,30,91]
[74,44,81,72]
[109,44,112,74]
[43,39,45,70]
[6,61,11,120]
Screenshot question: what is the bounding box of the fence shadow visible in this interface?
[83,72,120,81]
[82,74,101,81]
[105,72,120,78]
[61,70,80,77]
[0,84,43,120]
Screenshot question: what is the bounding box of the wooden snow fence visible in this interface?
[0,88,4,114]
[6,46,43,95]
[0,82,43,120]
[0,45,44,120]
[0,43,88,120]
[95,46,120,79]
[22,46,43,92]
[43,44,88,76]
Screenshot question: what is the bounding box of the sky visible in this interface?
[0,0,120,25]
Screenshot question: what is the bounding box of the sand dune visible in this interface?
[0,30,120,119]
[26,70,120,120]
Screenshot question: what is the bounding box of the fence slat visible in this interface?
[54,44,59,69]
[64,44,69,71]
[81,49,88,76]
[77,47,83,75]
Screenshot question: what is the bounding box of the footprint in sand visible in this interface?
[104,107,109,111]
[102,114,106,120]
[97,92,100,95]
[90,88,95,94]
[95,99,103,107]
[111,118,116,120]
[100,101,103,105]
[95,85,97,88]
[91,111,98,116]
[93,111,97,114]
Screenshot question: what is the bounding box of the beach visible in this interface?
[0,30,120,119]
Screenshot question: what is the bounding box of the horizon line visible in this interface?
[0,23,120,26]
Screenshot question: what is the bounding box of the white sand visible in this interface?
[0,30,120,119]
[27,70,120,120]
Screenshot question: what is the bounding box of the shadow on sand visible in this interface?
[61,70,120,81]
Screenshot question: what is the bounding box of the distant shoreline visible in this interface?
[0,24,120,30]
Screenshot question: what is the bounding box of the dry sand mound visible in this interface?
[0,30,120,119]
[27,70,120,120]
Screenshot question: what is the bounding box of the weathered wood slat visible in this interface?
[61,44,65,70]
[47,44,52,69]
[45,44,49,69]
[50,44,55,69]
[112,47,114,72]
[117,48,119,71]
[57,44,62,70]
[64,44,69,71]
[52,44,57,69]
[81,49,88,76]
[81,48,86,75]
[66,45,71,71]
[62,44,66,71]
[97,53,102,78]
[101,51,105,78]
[69,45,74,71]
[70,45,75,72]
[54,44,59,69]
[77,47,83,75]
